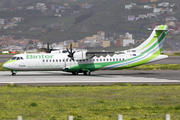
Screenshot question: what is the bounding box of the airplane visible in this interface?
[3,25,168,76]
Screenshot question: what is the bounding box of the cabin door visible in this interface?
[126,54,132,67]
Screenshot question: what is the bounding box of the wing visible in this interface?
[73,51,124,60]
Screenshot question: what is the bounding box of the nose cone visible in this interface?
[2,60,17,70]
[3,62,9,69]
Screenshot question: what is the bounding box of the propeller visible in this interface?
[67,43,75,61]
[41,41,52,53]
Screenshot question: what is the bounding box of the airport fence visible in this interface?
[14,114,174,120]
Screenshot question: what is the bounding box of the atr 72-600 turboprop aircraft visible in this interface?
[3,25,168,76]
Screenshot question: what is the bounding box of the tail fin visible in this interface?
[132,25,168,54]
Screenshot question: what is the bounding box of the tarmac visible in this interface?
[0,70,180,86]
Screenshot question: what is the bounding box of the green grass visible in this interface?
[129,64,180,70]
[0,85,180,119]
[0,63,8,71]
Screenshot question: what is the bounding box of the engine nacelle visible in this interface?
[74,51,92,60]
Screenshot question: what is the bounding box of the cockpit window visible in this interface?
[11,57,24,60]
[11,57,16,60]
[17,57,20,60]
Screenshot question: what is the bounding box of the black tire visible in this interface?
[87,72,91,75]
[12,73,16,76]
[84,71,91,75]
[83,71,87,75]
[72,72,78,75]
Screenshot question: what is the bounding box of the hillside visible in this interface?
[41,0,180,42]
[0,0,180,44]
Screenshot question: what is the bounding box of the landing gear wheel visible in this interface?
[12,73,16,76]
[83,71,91,75]
[72,72,78,75]
[83,71,87,75]
[11,71,17,76]
[87,71,91,75]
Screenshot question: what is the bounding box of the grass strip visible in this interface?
[128,64,180,70]
[0,84,180,120]
[0,63,7,71]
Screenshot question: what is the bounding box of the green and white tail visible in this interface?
[132,25,168,54]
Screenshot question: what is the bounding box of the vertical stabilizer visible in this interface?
[128,25,168,54]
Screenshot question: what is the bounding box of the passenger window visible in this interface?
[119,58,121,61]
[116,58,118,61]
[70,59,71,62]
[59,59,61,62]
[96,59,98,61]
[49,59,51,62]
[56,59,58,62]
[43,60,45,62]
[100,59,102,61]
[46,60,48,62]
[104,59,105,61]
[53,59,55,62]
[113,59,115,61]
[107,59,108,61]
[63,59,65,62]
[123,58,124,61]
[110,59,112,61]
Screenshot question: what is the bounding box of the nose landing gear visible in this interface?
[11,71,17,76]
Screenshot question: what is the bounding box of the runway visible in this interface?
[1,70,180,86]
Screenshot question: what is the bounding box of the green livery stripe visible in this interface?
[140,31,162,51]
[158,25,165,30]
[140,25,166,51]
[112,49,161,70]
[3,60,18,65]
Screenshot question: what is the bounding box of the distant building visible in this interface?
[123,32,134,47]
[100,40,110,48]
[123,39,134,47]
[0,19,5,25]
[150,0,158,2]
[97,31,105,37]
[26,6,35,10]
[165,16,177,22]
[140,0,150,3]
[128,15,135,21]
[125,5,132,9]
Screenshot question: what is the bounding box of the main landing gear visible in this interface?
[11,71,17,76]
[72,72,78,75]
[72,71,91,76]
[83,71,91,75]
